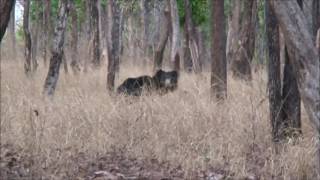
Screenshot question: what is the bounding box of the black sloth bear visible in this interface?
[117,70,178,96]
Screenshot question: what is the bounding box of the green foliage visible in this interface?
[177,0,209,26]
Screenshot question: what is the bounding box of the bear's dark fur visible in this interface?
[117,70,178,96]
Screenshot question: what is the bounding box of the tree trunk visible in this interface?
[169,0,180,71]
[313,0,320,39]
[0,0,14,42]
[70,0,80,74]
[23,0,32,75]
[153,9,170,72]
[226,0,241,63]
[230,0,257,80]
[266,1,282,142]
[211,0,227,100]
[43,0,69,96]
[107,0,120,92]
[92,0,100,67]
[183,0,200,73]
[281,0,303,139]
[8,1,16,60]
[31,1,41,72]
[43,0,51,66]
[270,0,320,172]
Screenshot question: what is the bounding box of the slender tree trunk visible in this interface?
[313,0,320,39]
[266,0,282,142]
[43,0,69,96]
[31,1,41,72]
[230,0,257,80]
[153,10,170,72]
[270,0,320,173]
[23,0,32,75]
[281,0,303,138]
[0,0,14,42]
[107,0,120,92]
[43,0,51,66]
[169,0,180,71]
[70,0,80,74]
[226,0,241,63]
[92,0,100,67]
[211,0,227,100]
[8,1,16,60]
[183,0,200,73]
[62,50,68,74]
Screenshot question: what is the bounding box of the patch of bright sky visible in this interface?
[15,2,23,29]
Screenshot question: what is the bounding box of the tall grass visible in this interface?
[1,59,318,179]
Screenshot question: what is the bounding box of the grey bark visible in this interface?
[23,0,32,74]
[8,1,16,60]
[280,0,303,139]
[43,0,51,66]
[211,0,227,100]
[70,0,80,74]
[0,0,14,42]
[153,9,170,72]
[169,0,180,70]
[271,0,320,172]
[107,0,120,92]
[183,0,200,73]
[230,0,257,80]
[43,0,69,96]
[92,0,100,67]
[266,0,282,142]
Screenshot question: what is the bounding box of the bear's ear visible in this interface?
[154,69,164,78]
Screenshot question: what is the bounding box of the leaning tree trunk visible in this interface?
[230,0,257,80]
[0,0,14,42]
[107,0,120,92]
[266,1,282,143]
[270,0,320,172]
[153,9,170,72]
[211,0,227,100]
[70,0,80,74]
[169,0,180,71]
[281,0,303,139]
[23,0,32,75]
[43,0,69,96]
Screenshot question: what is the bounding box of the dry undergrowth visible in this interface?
[0,59,318,179]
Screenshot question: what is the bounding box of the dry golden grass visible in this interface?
[1,58,318,179]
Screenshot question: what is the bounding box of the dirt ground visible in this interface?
[0,143,236,180]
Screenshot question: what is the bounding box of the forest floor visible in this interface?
[0,59,318,179]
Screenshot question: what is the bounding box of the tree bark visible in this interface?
[313,0,320,39]
[70,0,80,74]
[43,0,69,96]
[271,0,320,172]
[153,9,170,72]
[211,0,227,100]
[226,0,241,63]
[230,0,257,80]
[266,1,282,142]
[281,0,303,139]
[107,0,120,92]
[8,1,16,60]
[43,0,51,66]
[169,0,180,71]
[0,0,14,42]
[183,0,200,73]
[23,0,32,75]
[92,0,100,67]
